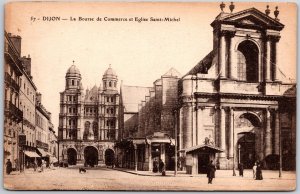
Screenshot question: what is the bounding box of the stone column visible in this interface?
[274,109,280,155]
[265,36,272,81]
[183,105,192,149]
[264,109,272,157]
[134,144,138,172]
[220,107,226,157]
[228,108,234,158]
[192,106,197,146]
[148,144,152,171]
[219,32,226,78]
[273,36,280,81]
[228,32,236,79]
[197,107,203,145]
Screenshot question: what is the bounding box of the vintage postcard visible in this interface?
[4,1,296,191]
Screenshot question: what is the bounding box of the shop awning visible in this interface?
[146,138,175,145]
[37,148,50,157]
[185,144,224,154]
[132,139,146,144]
[24,151,40,158]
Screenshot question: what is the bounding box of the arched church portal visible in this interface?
[67,148,77,165]
[84,146,98,167]
[236,112,261,169]
[105,149,115,166]
[237,40,259,82]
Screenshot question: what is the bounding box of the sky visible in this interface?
[5,2,297,133]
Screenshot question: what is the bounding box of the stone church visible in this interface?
[58,64,120,166]
[179,5,296,174]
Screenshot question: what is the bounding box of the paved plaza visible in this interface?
[4,166,296,191]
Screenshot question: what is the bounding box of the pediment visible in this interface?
[214,8,284,30]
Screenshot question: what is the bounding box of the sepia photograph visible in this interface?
[3,1,296,191]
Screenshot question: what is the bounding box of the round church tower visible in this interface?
[102,64,118,91]
[65,64,81,90]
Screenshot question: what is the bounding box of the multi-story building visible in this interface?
[178,5,296,174]
[58,64,120,167]
[4,31,24,171]
[19,54,38,168]
[35,93,52,164]
[117,68,181,171]
[48,126,58,163]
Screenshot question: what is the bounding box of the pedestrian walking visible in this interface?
[153,158,158,173]
[159,159,165,176]
[238,163,244,177]
[6,159,12,175]
[252,162,257,179]
[256,163,263,180]
[207,160,216,184]
[158,159,164,173]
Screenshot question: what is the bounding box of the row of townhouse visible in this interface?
[4,31,58,171]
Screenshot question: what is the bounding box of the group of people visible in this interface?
[207,160,264,184]
[238,161,263,180]
[152,158,165,175]
[252,161,263,180]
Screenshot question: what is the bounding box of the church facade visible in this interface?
[178,6,296,174]
[58,65,120,166]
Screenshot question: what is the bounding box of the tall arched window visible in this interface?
[237,40,259,82]
[93,122,98,140]
[109,81,112,87]
[83,121,90,140]
[72,80,74,86]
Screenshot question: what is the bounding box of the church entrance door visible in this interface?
[238,132,255,169]
[105,149,114,166]
[84,146,98,167]
[67,148,77,165]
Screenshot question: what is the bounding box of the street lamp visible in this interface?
[232,109,236,176]
[238,144,241,164]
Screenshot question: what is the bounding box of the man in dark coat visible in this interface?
[159,159,164,173]
[153,159,158,173]
[256,163,263,180]
[6,159,12,175]
[207,160,216,184]
[238,163,244,177]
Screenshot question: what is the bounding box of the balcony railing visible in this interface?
[5,72,20,92]
[4,100,23,123]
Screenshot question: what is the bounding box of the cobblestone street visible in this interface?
[4,167,296,191]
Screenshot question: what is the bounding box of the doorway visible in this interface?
[238,132,255,169]
[84,146,98,167]
[104,149,114,166]
[67,148,77,165]
[198,153,210,174]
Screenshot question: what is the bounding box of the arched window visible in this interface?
[93,122,98,140]
[114,82,116,87]
[72,80,74,86]
[109,81,112,87]
[237,40,259,82]
[83,121,90,140]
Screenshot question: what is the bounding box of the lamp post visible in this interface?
[238,144,241,164]
[279,110,282,178]
[232,110,236,176]
[174,109,178,176]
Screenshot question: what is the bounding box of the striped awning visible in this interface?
[37,148,50,157]
[24,151,40,158]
